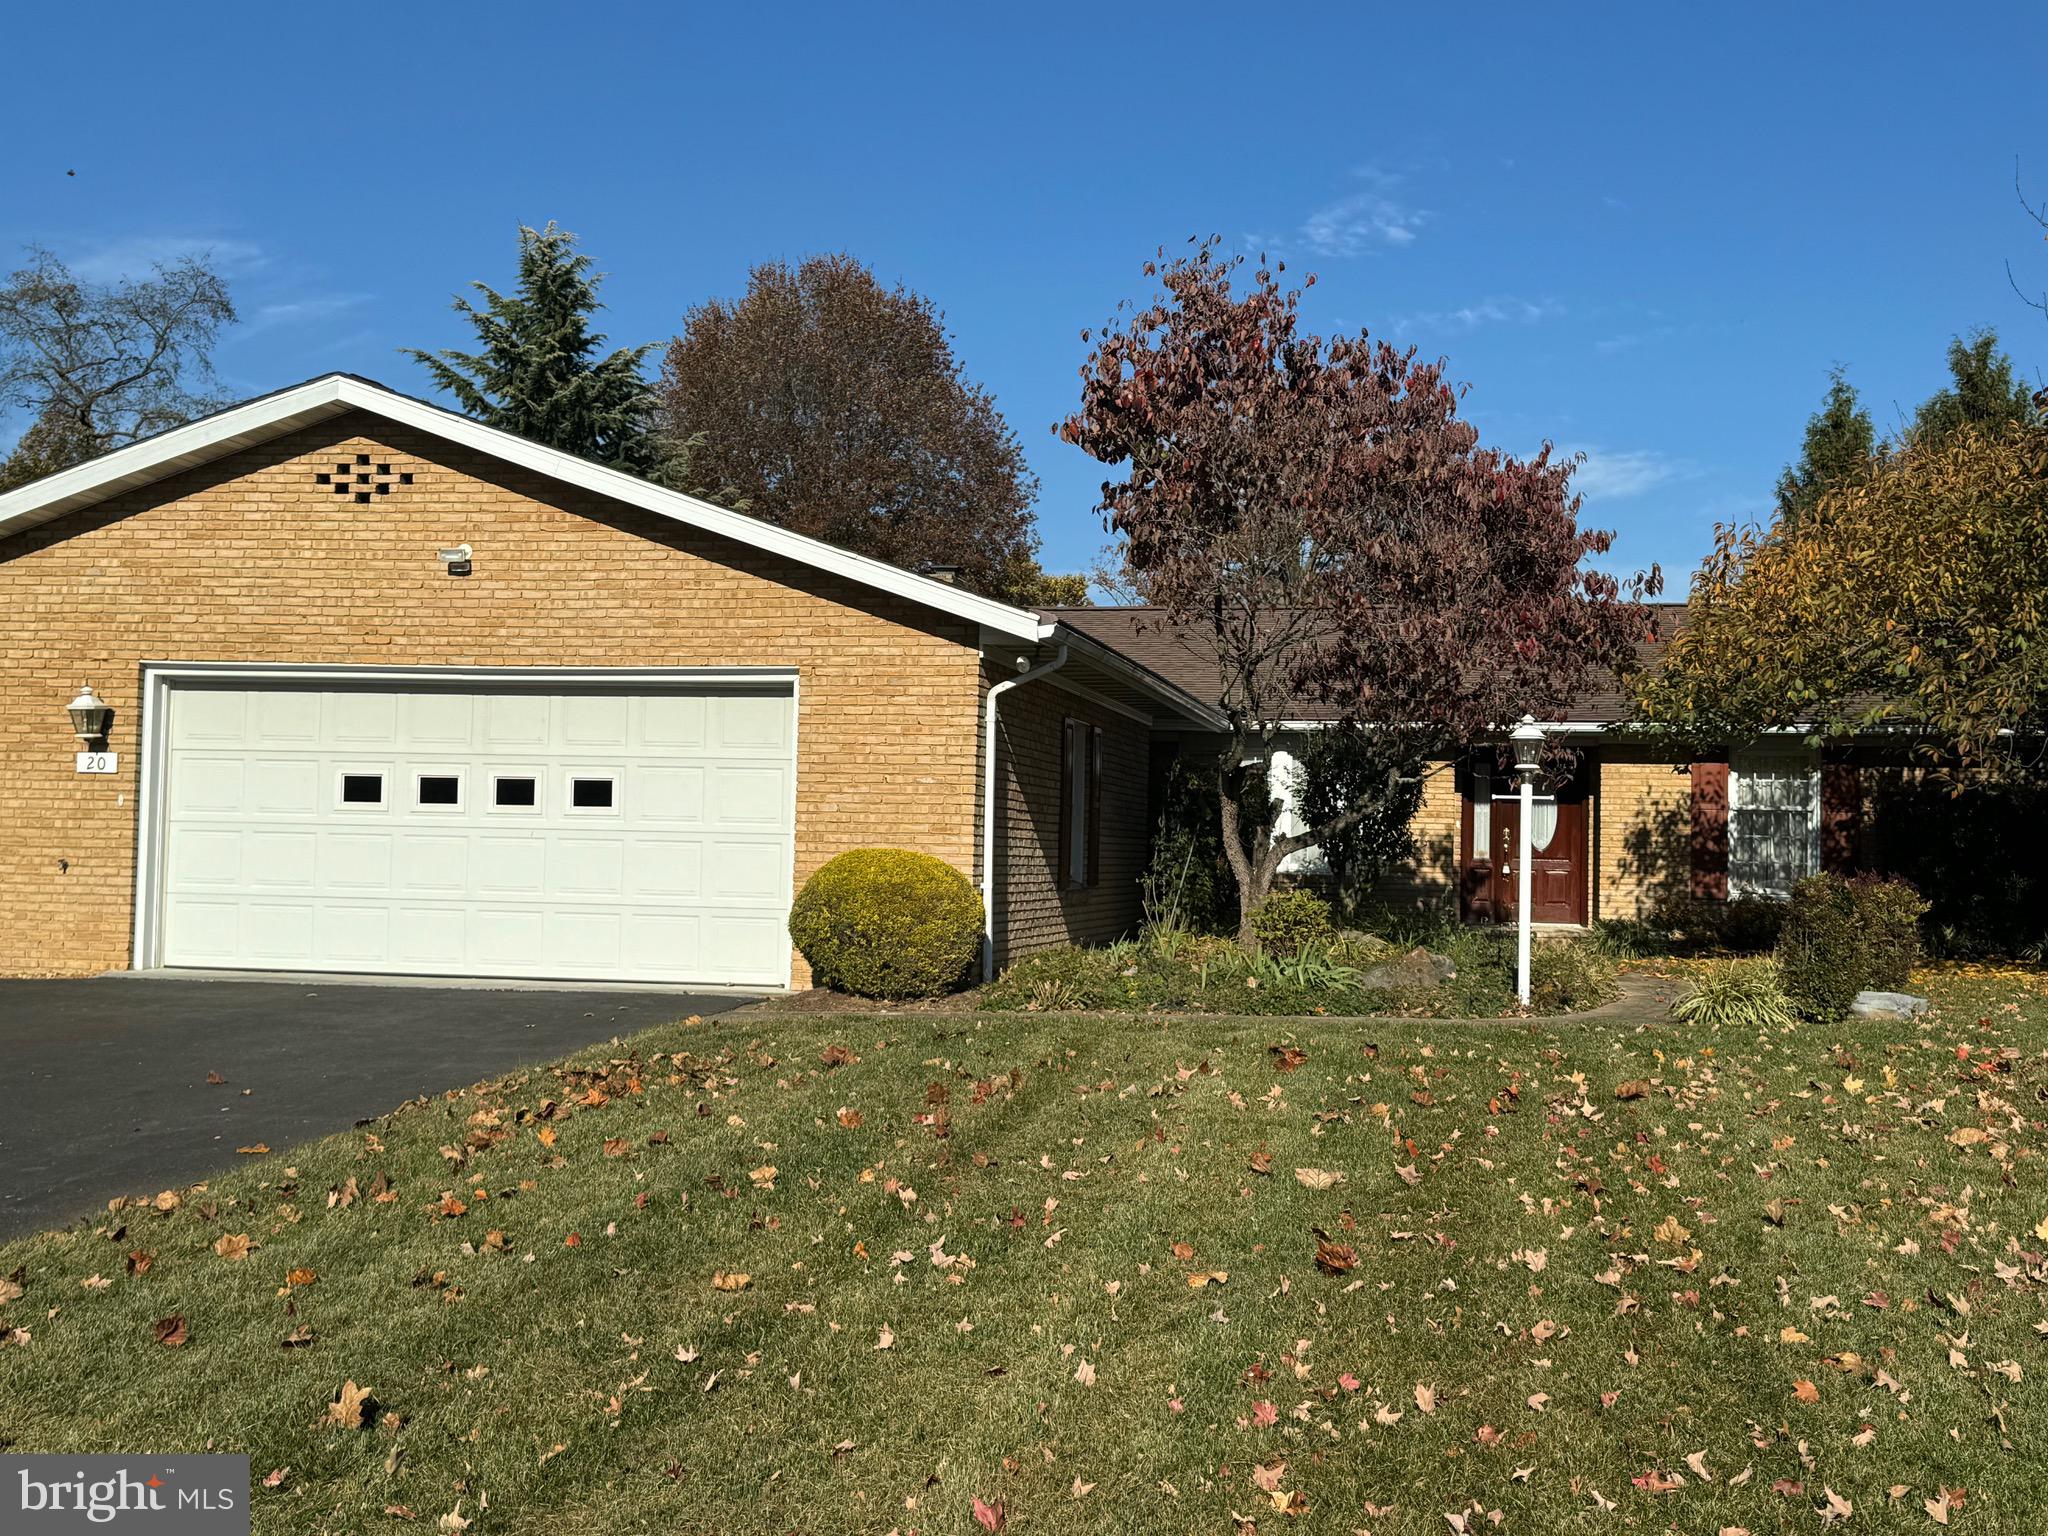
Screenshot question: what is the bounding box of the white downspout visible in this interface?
[981,643,1068,981]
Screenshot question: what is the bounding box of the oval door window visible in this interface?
[1528,799,1559,853]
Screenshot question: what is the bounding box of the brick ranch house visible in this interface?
[0,373,1853,991]
[0,374,1223,989]
[1054,605,1872,926]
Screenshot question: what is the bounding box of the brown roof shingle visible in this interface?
[1039,603,1689,725]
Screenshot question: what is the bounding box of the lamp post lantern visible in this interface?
[1508,714,1546,1007]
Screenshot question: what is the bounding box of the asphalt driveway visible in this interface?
[0,974,751,1241]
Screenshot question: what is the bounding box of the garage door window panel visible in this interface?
[569,775,617,813]
[490,774,540,811]
[415,772,463,810]
[337,771,387,809]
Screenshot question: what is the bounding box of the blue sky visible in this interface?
[4,3,2043,593]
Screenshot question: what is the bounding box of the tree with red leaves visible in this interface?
[1060,241,1659,936]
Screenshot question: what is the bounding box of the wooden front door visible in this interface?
[1490,796,1588,925]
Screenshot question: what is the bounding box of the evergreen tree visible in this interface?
[1774,367,1876,526]
[1908,329,2036,443]
[407,223,675,479]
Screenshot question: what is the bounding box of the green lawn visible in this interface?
[2,968,2045,1535]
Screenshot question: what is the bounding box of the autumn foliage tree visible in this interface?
[658,253,1066,603]
[1061,242,1658,934]
[1640,421,2048,779]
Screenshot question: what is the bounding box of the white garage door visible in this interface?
[154,680,795,986]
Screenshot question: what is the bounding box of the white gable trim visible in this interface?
[0,373,1046,643]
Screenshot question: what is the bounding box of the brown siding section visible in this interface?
[0,411,985,980]
[989,671,1148,961]
[1820,762,1862,874]
[1688,760,1730,900]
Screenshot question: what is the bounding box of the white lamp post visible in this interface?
[1509,714,1546,1007]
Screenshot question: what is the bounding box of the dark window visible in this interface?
[1059,719,1103,889]
[571,777,615,810]
[493,776,537,808]
[340,773,383,805]
[418,775,460,807]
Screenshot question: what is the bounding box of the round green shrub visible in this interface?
[788,849,984,999]
[1776,872,1866,1021]
[1849,874,1928,991]
[1248,889,1335,956]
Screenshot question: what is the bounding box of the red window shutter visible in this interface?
[1087,727,1104,888]
[1689,760,1729,900]
[1058,719,1074,889]
[1820,763,1861,874]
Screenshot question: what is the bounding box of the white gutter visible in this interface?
[980,643,1068,981]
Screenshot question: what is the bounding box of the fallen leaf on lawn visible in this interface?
[1652,1214,1692,1247]
[1253,1400,1279,1426]
[1269,1045,1307,1072]
[0,1276,21,1305]
[1793,1378,1821,1404]
[1248,1148,1273,1175]
[151,1315,187,1347]
[1414,1383,1437,1414]
[281,1325,315,1348]
[1187,1270,1228,1287]
[602,1138,632,1158]
[1686,1450,1715,1481]
[1615,1080,1651,1100]
[438,1504,470,1534]
[972,1494,1006,1531]
[1314,1237,1358,1275]
[126,1250,154,1275]
[1633,1470,1684,1493]
[286,1267,317,1287]
[1819,1487,1852,1525]
[1294,1168,1345,1191]
[1171,1241,1195,1261]
[710,1271,749,1292]
[1526,1392,1549,1411]
[1074,1358,1096,1386]
[324,1379,375,1430]
[1373,1402,1402,1425]
[262,1467,289,1489]
[749,1165,778,1189]
[213,1233,254,1261]
[875,1325,895,1350]
[1251,1460,1287,1493]
[1925,1491,1953,1524]
[236,1144,270,1156]
[1070,1476,1095,1498]
[79,1273,111,1291]
[837,1107,863,1128]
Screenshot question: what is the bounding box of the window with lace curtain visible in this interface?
[1729,752,1820,897]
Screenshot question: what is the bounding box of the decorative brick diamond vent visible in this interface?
[314,453,414,504]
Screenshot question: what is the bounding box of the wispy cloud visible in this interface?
[1251,166,1428,259]
[1392,296,1564,335]
[1567,447,1687,501]
[65,234,268,283]
[243,293,373,335]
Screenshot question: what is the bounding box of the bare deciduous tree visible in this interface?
[0,246,238,476]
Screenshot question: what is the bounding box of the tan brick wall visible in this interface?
[0,411,986,981]
[1592,746,1693,921]
[988,671,1149,961]
[1369,758,1461,909]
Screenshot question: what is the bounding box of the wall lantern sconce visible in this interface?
[67,684,112,746]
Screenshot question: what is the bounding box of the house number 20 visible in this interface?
[75,751,119,775]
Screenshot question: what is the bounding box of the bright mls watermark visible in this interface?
[2,1456,248,1534]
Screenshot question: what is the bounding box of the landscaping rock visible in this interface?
[1357,946,1457,991]
[1849,989,1929,1019]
